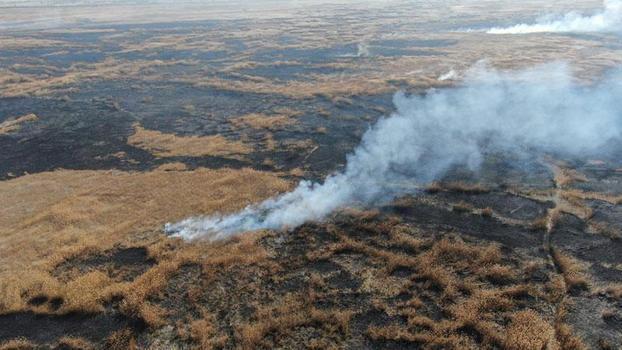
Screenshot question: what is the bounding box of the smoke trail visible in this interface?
[487,0,622,34]
[165,62,622,241]
[438,69,458,81]
[357,43,371,58]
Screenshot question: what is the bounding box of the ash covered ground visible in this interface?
[1,1,622,349]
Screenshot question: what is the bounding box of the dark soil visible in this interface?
[0,311,144,345]
[53,247,155,283]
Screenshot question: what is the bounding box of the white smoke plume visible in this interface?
[165,62,622,241]
[487,0,622,34]
[357,43,371,58]
[438,69,458,81]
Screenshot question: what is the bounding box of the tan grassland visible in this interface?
[0,167,292,313]
[230,110,300,131]
[0,113,38,135]
[127,124,252,159]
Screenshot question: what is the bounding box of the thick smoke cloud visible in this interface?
[487,0,622,34]
[165,62,622,241]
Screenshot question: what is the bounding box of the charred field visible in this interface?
[2,1,622,349]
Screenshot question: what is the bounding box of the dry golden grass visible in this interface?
[288,167,306,177]
[595,284,622,300]
[189,318,228,348]
[314,226,524,337]
[370,291,560,349]
[1,58,187,97]
[0,37,71,50]
[554,305,588,350]
[534,207,564,233]
[480,207,494,217]
[317,108,331,118]
[563,189,622,206]
[281,138,316,152]
[105,328,137,349]
[0,193,574,347]
[120,259,186,327]
[529,170,598,234]
[531,215,550,231]
[504,310,558,350]
[116,33,226,54]
[588,221,622,240]
[0,113,38,135]
[154,162,188,172]
[56,228,273,328]
[451,201,472,213]
[366,325,430,345]
[127,123,252,159]
[477,264,517,284]
[57,337,94,350]
[62,271,114,313]
[546,274,567,305]
[199,232,277,276]
[235,294,352,350]
[326,218,564,349]
[557,196,593,220]
[273,107,303,118]
[0,167,291,313]
[261,133,278,152]
[553,167,588,188]
[308,227,418,276]
[383,231,425,263]
[601,308,618,320]
[0,69,29,87]
[230,113,297,131]
[552,249,589,292]
[0,339,34,350]
[0,0,618,102]
[191,74,395,100]
[331,96,353,106]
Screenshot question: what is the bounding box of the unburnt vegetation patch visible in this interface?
[0,113,38,135]
[0,167,292,325]
[127,123,252,159]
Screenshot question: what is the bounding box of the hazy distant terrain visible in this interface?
[1,1,622,349]
[0,0,225,6]
[0,0,373,8]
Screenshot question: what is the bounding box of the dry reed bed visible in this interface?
[0,167,292,314]
[127,124,252,159]
[0,113,38,135]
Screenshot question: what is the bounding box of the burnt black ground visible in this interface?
[0,18,401,181]
[53,247,155,283]
[0,87,392,181]
[0,311,144,346]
